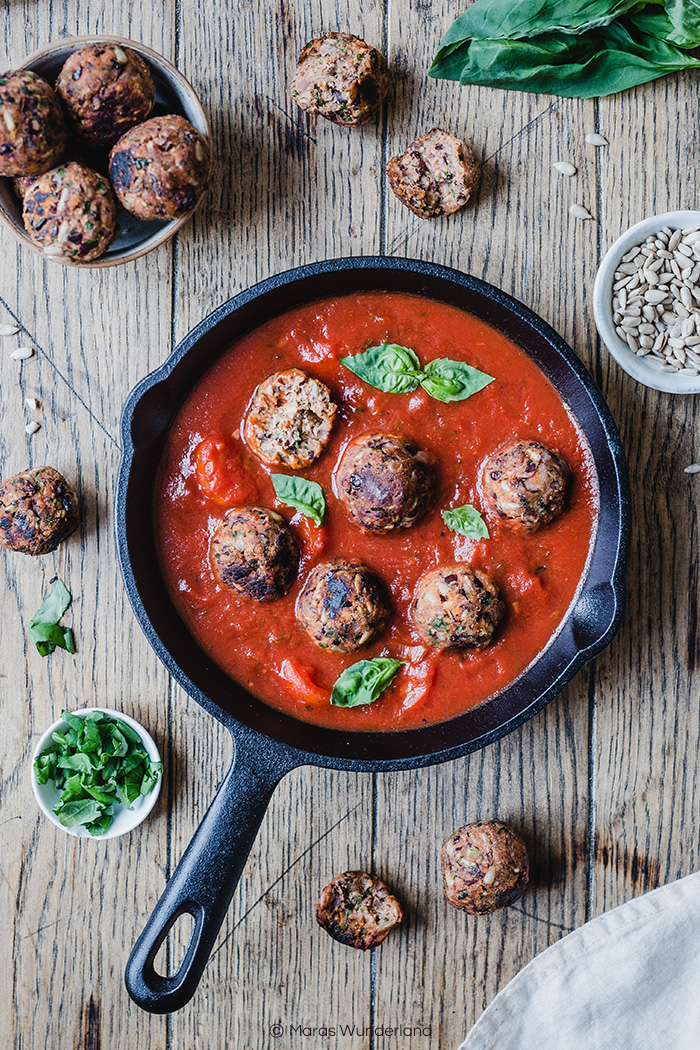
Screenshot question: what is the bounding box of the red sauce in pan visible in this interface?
[155,292,598,731]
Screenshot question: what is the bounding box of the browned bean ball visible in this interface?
[108,114,210,221]
[0,70,66,176]
[296,559,390,653]
[23,162,118,263]
[56,43,155,147]
[0,466,79,556]
[316,871,403,949]
[411,565,504,651]
[482,439,571,533]
[290,32,389,127]
[441,821,529,915]
[210,507,299,602]
[335,431,436,533]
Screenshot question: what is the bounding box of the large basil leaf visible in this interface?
[663,0,700,47]
[421,358,494,403]
[271,474,326,526]
[442,505,490,540]
[339,343,422,394]
[330,658,403,708]
[430,14,700,98]
[433,20,700,97]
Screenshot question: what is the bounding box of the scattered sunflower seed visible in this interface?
[25,421,40,435]
[684,464,700,473]
[554,160,577,176]
[570,204,593,220]
[11,346,33,360]
[586,133,608,146]
[24,397,38,410]
[0,323,19,337]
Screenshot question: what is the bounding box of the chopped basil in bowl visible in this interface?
[31,707,162,838]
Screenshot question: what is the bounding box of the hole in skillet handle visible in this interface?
[134,903,207,1002]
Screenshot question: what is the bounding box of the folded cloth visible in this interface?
[458,870,700,1050]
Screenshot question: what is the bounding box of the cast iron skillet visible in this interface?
[116,257,629,1013]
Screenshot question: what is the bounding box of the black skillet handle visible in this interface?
[125,726,299,1013]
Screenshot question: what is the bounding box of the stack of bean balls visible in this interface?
[0,44,210,263]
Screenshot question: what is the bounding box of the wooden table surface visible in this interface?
[2,2,699,1048]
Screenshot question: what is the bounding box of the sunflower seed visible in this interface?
[11,346,33,360]
[0,323,19,336]
[24,397,38,410]
[685,464,700,473]
[645,289,668,304]
[570,204,593,220]
[25,421,40,435]
[586,133,608,146]
[554,160,577,176]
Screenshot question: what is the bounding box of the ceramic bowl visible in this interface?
[31,707,162,839]
[593,210,700,394]
[0,35,211,268]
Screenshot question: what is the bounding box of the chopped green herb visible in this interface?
[34,709,162,836]
[27,579,76,658]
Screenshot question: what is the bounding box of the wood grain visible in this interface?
[0,0,694,1047]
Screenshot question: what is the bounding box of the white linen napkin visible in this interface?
[458,870,700,1050]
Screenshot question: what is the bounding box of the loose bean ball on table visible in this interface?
[0,466,79,556]
[316,871,403,949]
[441,821,529,915]
[335,431,436,532]
[244,368,337,469]
[109,114,210,220]
[0,70,66,176]
[56,43,155,147]
[210,507,299,602]
[482,439,570,532]
[290,32,389,127]
[386,128,480,219]
[23,162,118,262]
[296,559,391,653]
[412,565,504,651]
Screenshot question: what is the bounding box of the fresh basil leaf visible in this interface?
[271,474,326,526]
[664,0,700,47]
[331,658,403,708]
[430,17,700,98]
[57,752,96,774]
[340,343,422,394]
[421,358,495,402]
[84,812,114,836]
[57,799,104,828]
[28,580,75,657]
[442,505,490,540]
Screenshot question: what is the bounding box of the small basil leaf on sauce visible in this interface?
[442,505,490,540]
[27,578,76,657]
[271,474,326,526]
[421,358,495,403]
[330,657,404,708]
[339,343,423,394]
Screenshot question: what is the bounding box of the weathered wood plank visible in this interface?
[593,71,700,912]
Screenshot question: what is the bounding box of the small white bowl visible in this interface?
[31,707,162,839]
[593,210,700,394]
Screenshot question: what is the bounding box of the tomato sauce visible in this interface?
[155,292,598,731]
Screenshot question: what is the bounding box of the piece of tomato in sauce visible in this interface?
[293,513,328,560]
[276,658,329,707]
[194,435,258,506]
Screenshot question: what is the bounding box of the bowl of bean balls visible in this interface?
[0,35,211,267]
